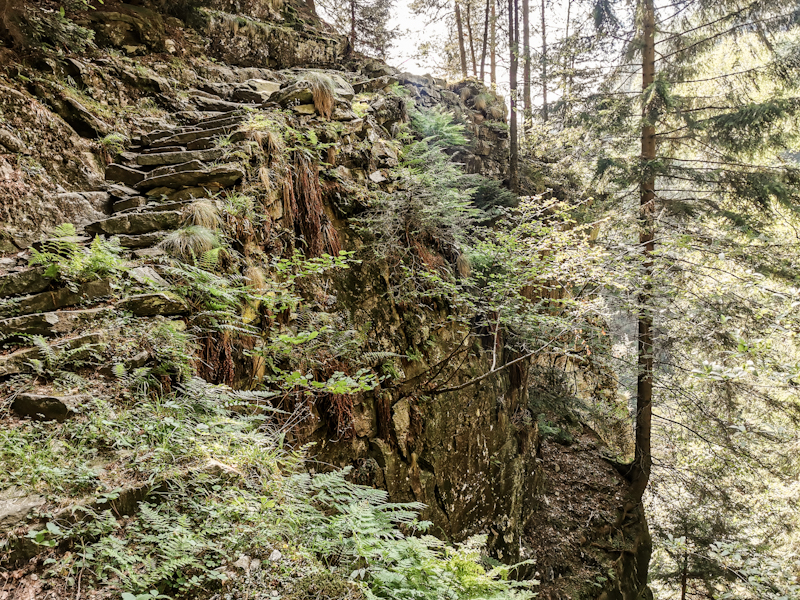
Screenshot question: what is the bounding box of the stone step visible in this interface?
[149,125,240,149]
[187,130,247,151]
[0,278,112,318]
[116,231,170,249]
[0,306,113,338]
[105,164,147,186]
[85,211,183,235]
[112,196,148,213]
[107,184,140,199]
[142,128,200,147]
[148,159,206,180]
[135,147,226,168]
[192,95,255,113]
[135,165,244,191]
[195,113,248,130]
[0,268,52,298]
[0,331,107,377]
[114,199,193,216]
[141,145,186,155]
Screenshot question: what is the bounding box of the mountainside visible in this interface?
[0,2,651,598]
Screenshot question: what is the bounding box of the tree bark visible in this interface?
[631,0,655,503]
[455,1,468,78]
[465,0,478,76]
[540,0,548,121]
[490,0,497,85]
[479,0,490,81]
[562,0,572,119]
[522,0,531,125]
[350,0,357,50]
[508,0,519,190]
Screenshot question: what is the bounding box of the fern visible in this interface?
[28,224,125,283]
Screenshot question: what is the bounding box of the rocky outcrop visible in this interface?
[0,3,650,598]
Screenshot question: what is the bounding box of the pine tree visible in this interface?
[581,0,800,594]
[316,0,397,59]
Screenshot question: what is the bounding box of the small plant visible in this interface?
[26,334,104,385]
[352,101,370,118]
[410,107,468,148]
[99,132,128,160]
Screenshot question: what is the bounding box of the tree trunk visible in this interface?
[631,0,655,503]
[479,0,490,81]
[350,0,357,50]
[680,553,689,600]
[562,0,572,119]
[540,0,548,121]
[490,0,497,85]
[455,2,468,78]
[465,0,478,76]
[508,0,519,190]
[522,0,531,125]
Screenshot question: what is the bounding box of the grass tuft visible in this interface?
[160,226,220,261]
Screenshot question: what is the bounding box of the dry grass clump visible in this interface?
[302,72,335,120]
[487,105,506,121]
[456,252,471,278]
[160,226,219,261]
[183,200,221,230]
[243,265,268,292]
[473,92,493,112]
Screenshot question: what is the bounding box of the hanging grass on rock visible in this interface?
[183,199,221,231]
[160,226,220,261]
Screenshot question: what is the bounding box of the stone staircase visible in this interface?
[0,76,333,422]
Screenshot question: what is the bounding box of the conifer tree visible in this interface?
[316,0,397,59]
[579,0,800,594]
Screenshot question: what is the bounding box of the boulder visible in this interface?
[0,331,107,377]
[12,393,89,421]
[0,268,52,298]
[232,79,281,103]
[129,266,169,289]
[4,278,113,317]
[85,211,182,235]
[52,192,111,226]
[83,5,166,52]
[0,307,112,338]
[352,76,399,94]
[117,292,188,316]
[0,129,28,154]
[0,488,45,529]
[43,91,111,138]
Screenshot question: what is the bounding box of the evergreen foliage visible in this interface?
[316,0,397,59]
